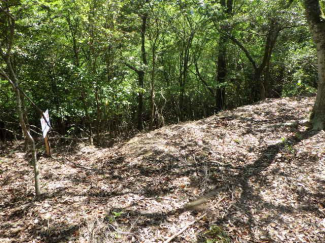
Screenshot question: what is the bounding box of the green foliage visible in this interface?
[0,0,319,139]
[281,137,296,154]
[282,42,318,96]
[202,225,231,243]
[105,211,123,223]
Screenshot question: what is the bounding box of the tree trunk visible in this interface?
[216,35,227,111]
[303,0,325,130]
[4,65,41,196]
[81,92,93,145]
[21,95,30,151]
[179,30,195,121]
[253,68,263,101]
[264,60,271,98]
[67,11,94,144]
[95,86,102,144]
[259,21,280,100]
[16,89,40,196]
[1,70,41,197]
[90,0,100,143]
[0,2,41,197]
[150,46,156,130]
[138,71,145,130]
[137,8,148,130]
[228,19,279,102]
[215,0,233,111]
[311,45,325,129]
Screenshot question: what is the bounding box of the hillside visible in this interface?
[0,96,324,243]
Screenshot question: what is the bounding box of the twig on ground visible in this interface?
[164,213,206,243]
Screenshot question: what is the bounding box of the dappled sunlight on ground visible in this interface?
[1,96,324,242]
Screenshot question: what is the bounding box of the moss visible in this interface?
[312,117,325,130]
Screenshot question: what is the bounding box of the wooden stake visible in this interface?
[44,135,51,157]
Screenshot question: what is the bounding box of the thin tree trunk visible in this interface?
[2,66,41,197]
[67,10,94,144]
[81,93,93,145]
[216,35,227,111]
[95,87,101,144]
[16,89,40,196]
[179,30,195,121]
[254,68,263,101]
[150,48,156,130]
[138,71,145,130]
[90,0,101,143]
[228,20,279,102]
[21,95,30,151]
[215,0,233,111]
[137,7,148,130]
[258,21,280,100]
[0,2,40,197]
[303,0,325,130]
[264,60,271,98]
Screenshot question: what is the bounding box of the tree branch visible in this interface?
[0,68,51,127]
[227,34,258,70]
[124,62,142,74]
[193,61,215,96]
[164,213,207,243]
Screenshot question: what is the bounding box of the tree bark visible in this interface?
[15,87,40,197]
[90,0,101,144]
[150,44,157,130]
[227,19,279,102]
[80,92,93,145]
[179,30,195,121]
[0,3,41,196]
[138,71,145,130]
[137,7,148,130]
[258,20,280,100]
[215,0,233,111]
[216,35,227,111]
[303,0,325,130]
[0,67,41,197]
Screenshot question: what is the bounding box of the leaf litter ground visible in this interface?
[0,96,324,242]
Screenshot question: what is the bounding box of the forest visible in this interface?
[1,0,325,242]
[1,0,324,142]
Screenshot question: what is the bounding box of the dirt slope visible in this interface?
[0,96,324,243]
